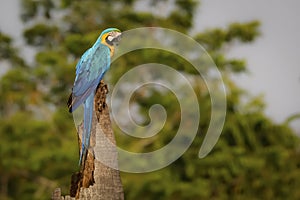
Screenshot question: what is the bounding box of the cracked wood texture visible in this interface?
[52,80,124,200]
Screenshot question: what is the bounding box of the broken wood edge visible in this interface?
[52,80,124,200]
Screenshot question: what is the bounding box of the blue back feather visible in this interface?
[71,27,119,166]
[70,44,110,112]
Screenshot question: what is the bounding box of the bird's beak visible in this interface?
[113,32,122,46]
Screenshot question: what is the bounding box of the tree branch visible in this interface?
[52,80,124,200]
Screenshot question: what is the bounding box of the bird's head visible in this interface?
[99,28,122,47]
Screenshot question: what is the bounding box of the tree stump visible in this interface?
[52,80,124,200]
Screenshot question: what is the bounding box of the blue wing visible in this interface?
[69,43,111,166]
[69,44,111,112]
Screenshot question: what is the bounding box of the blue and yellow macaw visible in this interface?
[68,28,121,166]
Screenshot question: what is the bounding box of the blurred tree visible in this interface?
[0,31,77,199]
[0,0,299,199]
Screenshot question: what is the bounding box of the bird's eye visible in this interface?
[107,35,114,42]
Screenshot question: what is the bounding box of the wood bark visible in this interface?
[52,81,124,200]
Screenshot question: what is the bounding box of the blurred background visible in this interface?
[0,0,299,199]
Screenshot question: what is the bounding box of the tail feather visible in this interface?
[67,93,73,112]
[68,93,84,113]
[68,86,96,113]
[79,93,94,166]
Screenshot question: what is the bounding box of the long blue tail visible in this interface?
[79,93,94,166]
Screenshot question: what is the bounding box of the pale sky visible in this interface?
[0,0,299,132]
[195,0,300,132]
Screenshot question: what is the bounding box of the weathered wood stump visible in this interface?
[52,80,124,200]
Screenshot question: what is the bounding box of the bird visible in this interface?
[67,28,121,166]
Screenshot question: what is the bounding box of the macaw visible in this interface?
[67,28,121,166]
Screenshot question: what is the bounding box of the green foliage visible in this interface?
[21,0,54,21]
[175,0,198,17]
[0,68,35,113]
[0,32,25,66]
[0,32,12,59]
[0,111,77,200]
[0,0,299,199]
[228,21,261,42]
[121,110,300,199]
[195,21,260,51]
[65,34,92,57]
[23,24,59,46]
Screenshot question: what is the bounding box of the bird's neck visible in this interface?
[95,39,114,57]
[106,44,115,57]
[93,40,115,57]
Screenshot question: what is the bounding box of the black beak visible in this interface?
[113,33,122,46]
